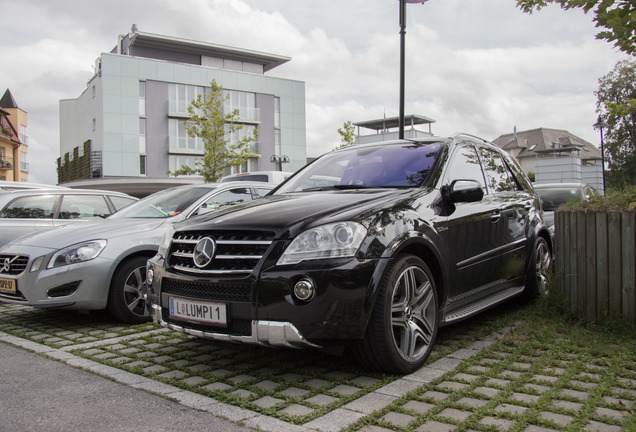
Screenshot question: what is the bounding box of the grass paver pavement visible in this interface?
[0,296,634,431]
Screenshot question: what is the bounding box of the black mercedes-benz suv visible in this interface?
[146,135,552,373]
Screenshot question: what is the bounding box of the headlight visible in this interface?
[47,240,107,269]
[277,222,367,265]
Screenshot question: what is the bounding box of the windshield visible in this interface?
[109,186,215,219]
[276,142,442,193]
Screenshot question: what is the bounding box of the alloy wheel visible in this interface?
[390,265,437,362]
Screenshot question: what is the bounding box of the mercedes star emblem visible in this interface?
[193,237,216,268]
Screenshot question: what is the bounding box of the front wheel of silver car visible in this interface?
[107,256,151,324]
[353,254,439,374]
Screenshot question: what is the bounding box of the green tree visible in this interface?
[595,59,636,186]
[517,0,636,55]
[336,120,356,149]
[170,79,259,182]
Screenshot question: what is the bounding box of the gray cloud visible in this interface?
[0,0,627,184]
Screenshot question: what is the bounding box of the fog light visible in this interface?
[146,267,154,286]
[293,278,316,302]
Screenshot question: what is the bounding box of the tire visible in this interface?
[523,236,552,299]
[353,254,439,374]
[107,256,151,324]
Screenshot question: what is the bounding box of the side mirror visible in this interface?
[449,180,484,203]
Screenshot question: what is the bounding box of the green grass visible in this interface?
[346,297,636,432]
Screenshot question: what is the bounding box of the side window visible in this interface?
[479,147,515,193]
[0,195,57,219]
[194,188,253,216]
[445,145,486,188]
[58,195,111,219]
[254,187,272,197]
[109,196,137,211]
[501,152,532,192]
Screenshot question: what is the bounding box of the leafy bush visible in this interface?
[560,185,636,211]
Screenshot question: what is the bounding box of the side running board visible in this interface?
[441,286,524,324]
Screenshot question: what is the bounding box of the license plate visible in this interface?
[169,297,227,326]
[0,278,16,295]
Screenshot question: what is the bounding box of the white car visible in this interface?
[220,171,293,184]
[0,182,272,323]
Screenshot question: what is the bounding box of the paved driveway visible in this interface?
[0,303,633,431]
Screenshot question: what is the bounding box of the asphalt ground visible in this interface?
[0,342,253,432]
[0,302,634,432]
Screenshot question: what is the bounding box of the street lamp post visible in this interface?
[593,116,609,194]
[270,154,289,171]
[399,0,427,140]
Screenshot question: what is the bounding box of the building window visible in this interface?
[139,118,147,154]
[274,97,280,129]
[92,85,95,98]
[92,118,96,132]
[169,155,202,174]
[275,129,281,157]
[139,81,146,116]
[223,90,259,122]
[169,119,203,152]
[19,125,27,145]
[140,155,146,175]
[20,152,28,173]
[169,84,204,115]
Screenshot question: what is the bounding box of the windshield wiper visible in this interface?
[298,185,378,192]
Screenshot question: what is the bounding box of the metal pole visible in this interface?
[399,0,406,140]
[600,128,606,193]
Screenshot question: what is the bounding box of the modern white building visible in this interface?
[59,26,306,195]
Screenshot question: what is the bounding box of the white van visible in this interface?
[220,171,293,185]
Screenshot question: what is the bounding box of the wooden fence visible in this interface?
[555,210,635,326]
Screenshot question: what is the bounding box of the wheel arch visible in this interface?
[394,240,446,307]
[360,233,446,335]
[107,248,158,289]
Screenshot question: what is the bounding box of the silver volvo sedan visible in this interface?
[0,182,272,323]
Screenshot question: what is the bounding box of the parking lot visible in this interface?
[0,301,634,432]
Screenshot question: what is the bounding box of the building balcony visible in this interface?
[168,136,204,154]
[223,105,260,123]
[0,157,13,169]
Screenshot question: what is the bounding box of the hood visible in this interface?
[177,188,422,239]
[9,218,168,249]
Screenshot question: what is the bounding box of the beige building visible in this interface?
[0,89,28,182]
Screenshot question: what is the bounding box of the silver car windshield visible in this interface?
[276,142,442,193]
[109,186,215,219]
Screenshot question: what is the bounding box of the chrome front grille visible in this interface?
[0,254,29,276]
[168,230,274,275]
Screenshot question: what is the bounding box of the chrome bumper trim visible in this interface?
[151,304,321,349]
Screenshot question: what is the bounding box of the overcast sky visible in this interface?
[0,0,628,185]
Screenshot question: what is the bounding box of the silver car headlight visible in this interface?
[277,222,367,265]
[47,240,107,269]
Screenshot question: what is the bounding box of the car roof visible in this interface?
[0,188,134,197]
[0,181,69,191]
[533,183,587,189]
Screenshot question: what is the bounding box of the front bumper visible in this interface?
[147,253,384,345]
[152,304,320,348]
[0,246,114,310]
